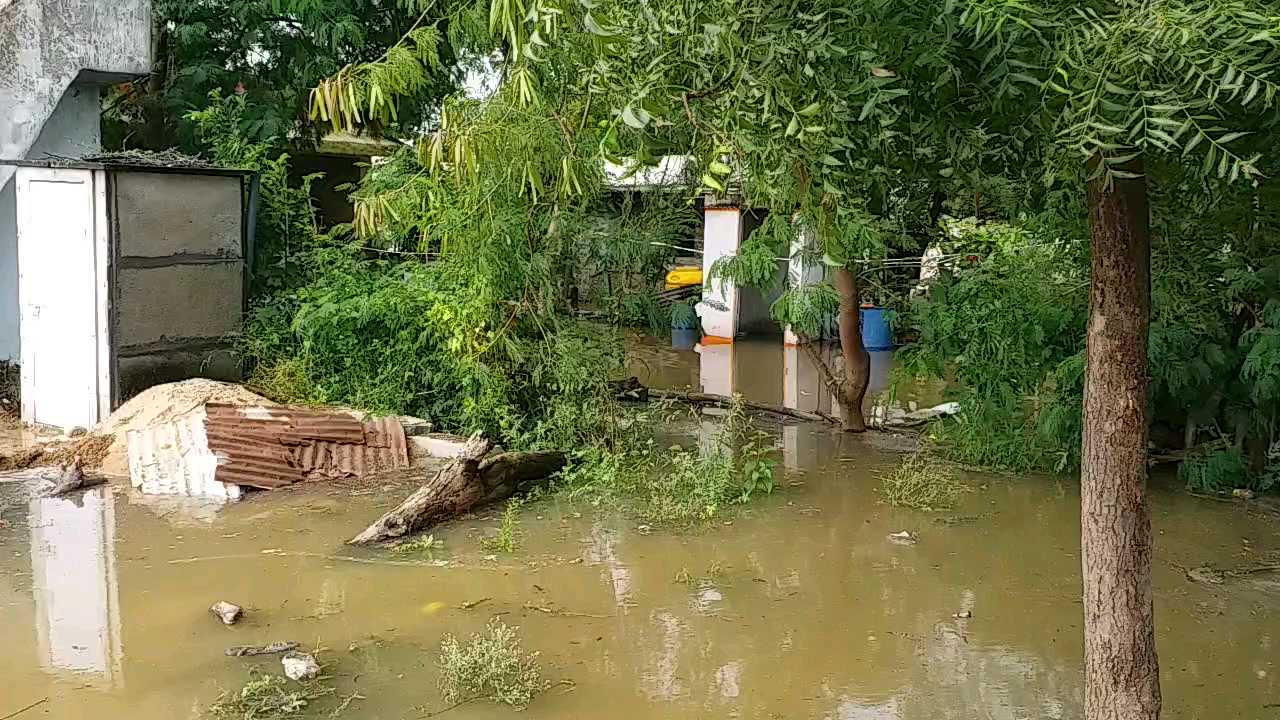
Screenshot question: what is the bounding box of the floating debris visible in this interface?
[281,652,321,681]
[226,642,300,658]
[887,530,918,546]
[211,601,244,625]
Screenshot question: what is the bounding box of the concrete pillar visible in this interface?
[784,221,824,346]
[699,202,743,341]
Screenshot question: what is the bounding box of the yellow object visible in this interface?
[420,601,448,616]
[664,266,703,290]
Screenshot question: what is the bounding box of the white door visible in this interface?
[16,168,103,430]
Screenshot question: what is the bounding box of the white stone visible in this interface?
[282,652,320,681]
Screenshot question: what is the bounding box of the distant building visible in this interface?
[289,132,405,228]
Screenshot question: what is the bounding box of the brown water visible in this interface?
[1,337,1278,720]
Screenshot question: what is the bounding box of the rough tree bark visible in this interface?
[833,267,870,432]
[1082,156,1161,720]
[349,437,566,545]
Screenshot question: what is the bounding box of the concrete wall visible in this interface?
[112,171,245,401]
[0,0,152,361]
[116,265,244,346]
[114,173,242,258]
[0,85,102,361]
[0,0,150,172]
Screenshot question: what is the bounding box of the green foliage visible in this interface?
[900,218,1089,471]
[207,673,335,720]
[188,92,322,296]
[481,498,524,554]
[240,249,625,448]
[106,0,470,151]
[1179,447,1250,494]
[880,454,964,511]
[770,284,841,339]
[438,621,548,708]
[1019,0,1277,186]
[557,396,778,524]
[392,534,443,555]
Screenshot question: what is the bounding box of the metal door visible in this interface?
[16,168,105,429]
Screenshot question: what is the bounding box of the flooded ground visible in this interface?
[2,336,1278,719]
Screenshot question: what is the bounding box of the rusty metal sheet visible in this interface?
[201,403,408,490]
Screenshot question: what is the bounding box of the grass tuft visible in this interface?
[880,454,964,511]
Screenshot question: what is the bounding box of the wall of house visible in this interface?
[0,85,102,361]
[0,0,151,361]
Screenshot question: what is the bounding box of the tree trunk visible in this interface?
[833,267,870,432]
[349,437,565,545]
[1081,156,1161,720]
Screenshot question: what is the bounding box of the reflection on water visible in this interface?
[0,334,1275,719]
[28,486,122,687]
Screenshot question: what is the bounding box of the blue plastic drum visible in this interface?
[860,307,894,350]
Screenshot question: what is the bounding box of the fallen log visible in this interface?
[349,436,565,545]
[649,389,830,424]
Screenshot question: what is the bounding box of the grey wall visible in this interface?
[0,0,151,361]
[114,173,242,258]
[116,265,244,346]
[111,171,245,400]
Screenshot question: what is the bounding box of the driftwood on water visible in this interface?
[649,388,832,425]
[349,436,566,545]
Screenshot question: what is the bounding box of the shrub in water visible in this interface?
[881,454,964,511]
[207,673,334,720]
[438,621,548,708]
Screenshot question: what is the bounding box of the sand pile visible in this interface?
[96,379,273,477]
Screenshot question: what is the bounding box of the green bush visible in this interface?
[1179,448,1250,493]
[438,622,548,708]
[556,396,779,523]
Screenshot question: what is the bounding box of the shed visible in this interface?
[3,159,256,430]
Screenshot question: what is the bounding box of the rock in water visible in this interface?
[282,652,321,681]
[210,600,243,625]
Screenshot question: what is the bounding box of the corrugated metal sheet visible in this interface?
[203,403,409,490]
[126,406,243,500]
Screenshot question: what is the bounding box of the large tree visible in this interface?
[969,1,1280,716]
[557,0,1025,431]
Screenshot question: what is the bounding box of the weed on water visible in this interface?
[438,621,549,708]
[207,672,335,720]
[881,454,964,511]
[556,395,779,525]
[674,560,727,586]
[481,498,524,553]
[391,534,443,555]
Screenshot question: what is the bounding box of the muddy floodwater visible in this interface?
[2,336,1278,719]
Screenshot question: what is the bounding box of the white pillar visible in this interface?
[699,203,743,340]
[784,221,824,346]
